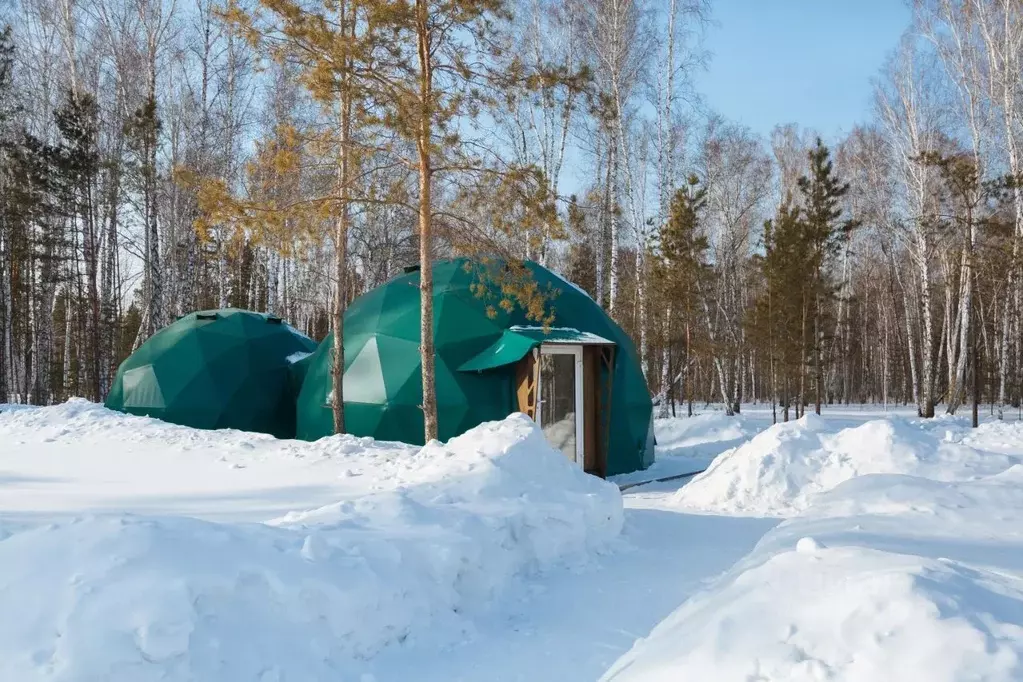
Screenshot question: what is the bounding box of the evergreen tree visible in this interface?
[382,0,560,441]
[756,198,808,421]
[211,0,563,441]
[208,0,380,435]
[797,138,857,414]
[657,175,709,416]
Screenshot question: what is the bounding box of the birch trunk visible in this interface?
[62,289,72,399]
[0,228,7,403]
[918,245,936,417]
[595,137,607,308]
[892,254,920,409]
[695,275,733,415]
[608,136,619,314]
[658,307,671,418]
[949,227,975,413]
[636,247,647,377]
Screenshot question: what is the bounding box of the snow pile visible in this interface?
[673,414,1020,516]
[0,405,622,681]
[603,466,1023,682]
[602,545,1023,681]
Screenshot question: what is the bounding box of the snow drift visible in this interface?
[0,403,622,681]
[673,414,1021,516]
[602,540,1023,682]
[604,418,1023,682]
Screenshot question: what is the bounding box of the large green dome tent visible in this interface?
[105,309,317,438]
[296,259,654,476]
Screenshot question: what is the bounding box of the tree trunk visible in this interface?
[331,14,354,435]
[917,244,936,418]
[331,219,347,433]
[949,218,975,413]
[637,248,647,377]
[657,307,671,418]
[62,291,72,399]
[0,226,7,403]
[814,292,822,415]
[84,164,101,401]
[416,0,438,442]
[798,292,807,418]
[685,318,692,417]
[594,138,606,309]
[972,265,979,428]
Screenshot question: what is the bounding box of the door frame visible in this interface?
[535,343,585,467]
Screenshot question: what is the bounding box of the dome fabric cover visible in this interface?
[105,309,317,438]
[296,259,654,476]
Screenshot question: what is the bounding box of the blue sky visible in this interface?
[693,0,912,139]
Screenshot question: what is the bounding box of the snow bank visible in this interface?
[602,544,1023,681]
[673,414,1021,516]
[604,415,1023,682]
[0,405,622,681]
[604,465,1023,682]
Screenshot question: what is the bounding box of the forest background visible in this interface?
[2,0,1021,428]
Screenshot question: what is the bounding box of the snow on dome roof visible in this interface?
[508,325,614,345]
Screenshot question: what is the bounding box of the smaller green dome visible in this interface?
[105,309,317,438]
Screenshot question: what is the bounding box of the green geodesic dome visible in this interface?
[105,309,317,438]
[296,259,654,476]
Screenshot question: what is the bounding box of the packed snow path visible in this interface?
[367,485,775,681]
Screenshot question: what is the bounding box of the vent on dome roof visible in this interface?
[196,312,219,321]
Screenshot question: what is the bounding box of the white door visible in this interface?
[535,344,585,467]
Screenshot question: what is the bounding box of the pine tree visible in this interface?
[757,198,808,422]
[390,0,526,441]
[203,0,383,435]
[797,138,857,414]
[657,174,709,416]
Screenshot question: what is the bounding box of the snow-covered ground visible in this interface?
[605,410,1023,681]
[0,401,623,681]
[5,400,1023,681]
[610,412,761,487]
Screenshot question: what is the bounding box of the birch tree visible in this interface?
[876,36,944,417]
